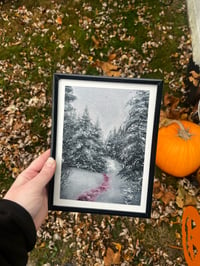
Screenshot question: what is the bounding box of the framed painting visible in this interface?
[49,74,163,217]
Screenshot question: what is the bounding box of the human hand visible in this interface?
[4,150,56,230]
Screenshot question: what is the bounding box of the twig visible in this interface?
[168,244,183,250]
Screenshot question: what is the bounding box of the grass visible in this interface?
[0,0,190,264]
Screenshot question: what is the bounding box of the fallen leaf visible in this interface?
[175,231,181,239]
[190,70,200,79]
[184,193,197,206]
[176,186,185,208]
[163,93,183,119]
[164,92,172,106]
[12,167,19,174]
[161,191,176,205]
[108,53,117,61]
[189,76,199,87]
[112,242,122,252]
[94,60,121,77]
[176,185,197,208]
[38,242,46,248]
[159,110,168,125]
[104,245,121,266]
[104,247,114,266]
[56,16,62,25]
[91,35,100,48]
[154,190,164,199]
[113,252,120,264]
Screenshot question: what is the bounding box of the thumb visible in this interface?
[32,157,56,188]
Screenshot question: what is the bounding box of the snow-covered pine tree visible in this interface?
[119,90,149,182]
[90,119,107,172]
[70,107,106,173]
[62,86,77,167]
[105,127,125,161]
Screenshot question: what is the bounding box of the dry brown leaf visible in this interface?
[12,167,19,174]
[159,110,167,124]
[38,242,46,248]
[164,92,171,106]
[153,180,161,189]
[112,242,122,252]
[107,70,121,77]
[94,60,121,77]
[170,96,180,110]
[113,252,121,264]
[175,232,181,239]
[161,191,176,205]
[180,113,188,120]
[153,180,161,194]
[138,223,145,232]
[163,93,183,119]
[171,52,179,58]
[190,70,200,79]
[176,185,197,208]
[154,190,164,199]
[123,250,136,262]
[56,16,62,25]
[91,35,100,48]
[163,93,179,109]
[176,185,187,208]
[108,53,117,61]
[189,76,199,87]
[184,193,197,206]
[13,122,23,130]
[104,245,121,266]
[104,248,115,266]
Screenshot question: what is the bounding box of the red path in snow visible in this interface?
[77,173,110,201]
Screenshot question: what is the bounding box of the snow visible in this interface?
[60,157,141,205]
[96,158,123,203]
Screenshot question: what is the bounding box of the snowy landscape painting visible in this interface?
[50,74,162,217]
[60,85,148,206]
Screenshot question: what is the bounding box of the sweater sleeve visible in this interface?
[0,199,36,266]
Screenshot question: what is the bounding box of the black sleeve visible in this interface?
[0,199,36,266]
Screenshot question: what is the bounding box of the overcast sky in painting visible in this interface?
[70,86,137,139]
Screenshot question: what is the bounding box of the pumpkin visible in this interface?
[156,120,200,177]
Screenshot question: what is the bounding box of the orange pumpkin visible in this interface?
[156,120,200,177]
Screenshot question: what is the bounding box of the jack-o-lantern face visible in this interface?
[182,206,200,265]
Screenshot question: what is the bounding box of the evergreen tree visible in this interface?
[90,119,107,172]
[119,91,149,181]
[69,107,106,172]
[105,127,125,160]
[62,86,77,166]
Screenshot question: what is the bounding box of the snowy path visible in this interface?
[61,157,124,204]
[95,158,124,203]
[61,157,141,205]
[76,173,110,201]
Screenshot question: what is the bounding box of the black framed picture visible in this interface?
[49,74,163,217]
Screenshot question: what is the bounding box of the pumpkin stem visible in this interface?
[164,119,192,140]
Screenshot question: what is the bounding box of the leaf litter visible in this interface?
[0,0,199,265]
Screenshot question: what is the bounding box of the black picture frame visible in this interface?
[49,73,163,218]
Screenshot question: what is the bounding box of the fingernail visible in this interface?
[46,157,56,168]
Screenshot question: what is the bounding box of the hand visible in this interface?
[4,150,56,230]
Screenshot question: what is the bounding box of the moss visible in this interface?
[30,239,75,265]
[0,163,13,192]
[0,45,23,60]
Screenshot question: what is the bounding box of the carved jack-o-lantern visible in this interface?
[182,206,200,265]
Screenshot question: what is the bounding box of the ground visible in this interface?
[0,0,198,265]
